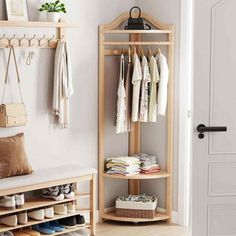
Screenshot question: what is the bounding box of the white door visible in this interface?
[193,0,236,235]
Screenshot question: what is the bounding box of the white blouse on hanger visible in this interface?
[132,52,142,122]
[116,55,127,134]
[156,53,169,116]
[139,55,151,122]
[148,55,160,122]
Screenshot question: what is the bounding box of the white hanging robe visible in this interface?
[156,53,169,116]
[116,55,127,134]
[131,52,142,122]
[148,56,160,122]
[53,41,73,128]
[139,55,151,122]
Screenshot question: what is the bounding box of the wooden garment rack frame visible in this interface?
[98,12,174,223]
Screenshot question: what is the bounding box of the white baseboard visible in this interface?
[85,210,178,224]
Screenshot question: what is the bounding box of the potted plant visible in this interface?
[39,1,66,22]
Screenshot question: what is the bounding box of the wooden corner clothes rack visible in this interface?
[98,12,174,223]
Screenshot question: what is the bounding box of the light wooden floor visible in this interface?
[96,222,191,236]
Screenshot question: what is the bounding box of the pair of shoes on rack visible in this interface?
[0,194,24,210]
[58,215,85,229]
[0,231,13,236]
[0,211,28,227]
[32,221,65,235]
[53,202,76,215]
[13,228,40,236]
[28,207,54,221]
[41,184,75,201]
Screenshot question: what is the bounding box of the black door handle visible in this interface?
[197,124,227,139]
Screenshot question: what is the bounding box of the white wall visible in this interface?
[136,0,181,212]
[0,0,181,214]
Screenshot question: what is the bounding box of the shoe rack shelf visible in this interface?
[99,12,174,223]
[0,209,90,233]
[0,166,97,236]
[0,194,90,217]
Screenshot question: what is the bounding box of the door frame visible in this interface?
[177,0,193,226]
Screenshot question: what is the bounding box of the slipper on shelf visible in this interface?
[44,221,65,232]
[32,224,55,235]
[21,228,40,236]
[15,194,25,209]
[0,196,16,210]
[0,215,17,227]
[66,202,76,213]
[12,230,30,236]
[58,216,77,229]
[44,207,54,219]
[17,212,28,225]
[0,231,14,236]
[53,204,67,215]
[28,209,44,221]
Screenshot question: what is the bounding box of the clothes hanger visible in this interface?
[156,48,161,56]
[148,46,153,57]
[141,47,144,57]
[134,46,137,55]
[128,47,131,63]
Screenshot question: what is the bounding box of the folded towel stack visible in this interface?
[136,153,160,174]
[106,156,141,176]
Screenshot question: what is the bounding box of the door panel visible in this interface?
[193,0,236,235]
[209,0,236,154]
[209,163,236,196]
[208,205,236,236]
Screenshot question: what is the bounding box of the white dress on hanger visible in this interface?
[116,55,127,134]
[139,55,151,122]
[148,55,160,122]
[156,53,169,116]
[132,52,142,122]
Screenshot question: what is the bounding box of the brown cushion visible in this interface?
[0,133,32,179]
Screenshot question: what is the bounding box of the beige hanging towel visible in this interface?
[131,52,142,122]
[148,56,160,122]
[53,40,73,128]
[156,53,169,116]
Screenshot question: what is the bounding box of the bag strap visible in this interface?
[2,46,24,104]
[129,6,142,19]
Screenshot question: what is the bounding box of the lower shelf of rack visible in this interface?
[103,171,170,180]
[0,209,90,233]
[102,211,170,223]
[41,225,91,236]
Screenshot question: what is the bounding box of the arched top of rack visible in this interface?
[100,11,174,33]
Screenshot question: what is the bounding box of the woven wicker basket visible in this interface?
[116,208,155,219]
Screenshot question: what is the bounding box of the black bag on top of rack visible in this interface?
[125,6,151,30]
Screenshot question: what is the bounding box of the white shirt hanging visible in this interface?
[156,53,169,116]
[148,56,160,122]
[116,55,127,134]
[131,52,142,122]
[139,55,151,122]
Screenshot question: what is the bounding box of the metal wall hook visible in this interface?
[10,34,19,47]
[20,34,29,47]
[39,34,49,47]
[30,35,39,47]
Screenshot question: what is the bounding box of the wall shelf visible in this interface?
[0,21,79,28]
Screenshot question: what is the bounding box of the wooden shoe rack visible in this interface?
[0,166,97,236]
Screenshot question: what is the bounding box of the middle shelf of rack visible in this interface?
[0,209,91,233]
[102,171,170,180]
[0,193,91,217]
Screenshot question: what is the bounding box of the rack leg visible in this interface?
[90,174,96,236]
